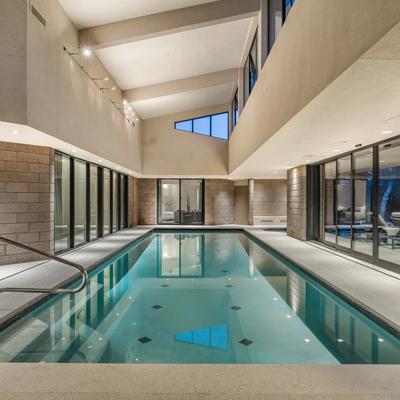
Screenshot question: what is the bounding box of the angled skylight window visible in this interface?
[174,112,229,140]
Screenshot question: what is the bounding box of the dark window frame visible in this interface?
[174,111,229,140]
[243,31,258,107]
[312,133,400,273]
[157,178,205,226]
[55,151,129,254]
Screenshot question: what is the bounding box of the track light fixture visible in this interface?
[63,45,137,127]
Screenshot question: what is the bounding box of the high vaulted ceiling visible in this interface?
[96,18,252,89]
[58,0,219,29]
[57,0,259,119]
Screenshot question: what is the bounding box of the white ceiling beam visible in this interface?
[122,69,238,103]
[79,0,260,49]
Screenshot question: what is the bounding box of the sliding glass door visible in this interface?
[318,137,400,270]
[54,152,129,253]
[158,179,204,225]
[353,149,374,256]
[336,156,352,250]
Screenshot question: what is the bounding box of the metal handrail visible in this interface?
[0,236,88,294]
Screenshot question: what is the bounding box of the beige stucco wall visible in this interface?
[229,0,400,173]
[24,0,142,174]
[142,105,229,176]
[0,0,27,125]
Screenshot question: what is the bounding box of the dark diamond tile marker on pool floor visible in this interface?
[231,306,241,310]
[225,285,233,288]
[160,284,169,288]
[138,337,152,344]
[221,270,228,273]
[239,339,253,346]
[152,305,162,310]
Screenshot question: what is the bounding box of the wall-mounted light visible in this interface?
[63,45,136,127]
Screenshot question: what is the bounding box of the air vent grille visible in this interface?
[31,4,46,28]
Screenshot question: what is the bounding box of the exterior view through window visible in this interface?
[175,112,229,140]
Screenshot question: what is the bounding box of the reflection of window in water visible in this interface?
[158,234,203,277]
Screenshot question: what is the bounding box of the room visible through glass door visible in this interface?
[158,179,204,225]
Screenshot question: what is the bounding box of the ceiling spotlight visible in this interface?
[11,130,19,135]
[382,130,393,135]
[104,77,109,81]
[122,99,128,105]
[111,86,116,91]
[72,148,77,153]
[98,159,103,163]
[82,47,92,57]
[117,167,120,170]
[332,149,341,152]
[305,159,311,163]
[127,106,132,111]
[135,118,139,121]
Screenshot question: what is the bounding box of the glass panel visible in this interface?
[243,58,250,104]
[112,172,118,232]
[269,0,283,51]
[285,0,295,18]
[181,180,203,224]
[55,154,70,253]
[120,175,126,229]
[103,169,111,235]
[324,161,336,244]
[159,179,180,224]
[74,160,87,246]
[90,165,98,240]
[232,90,239,128]
[249,35,257,94]
[378,140,400,265]
[337,156,352,249]
[211,113,228,140]
[175,120,192,132]
[193,116,210,136]
[353,149,374,256]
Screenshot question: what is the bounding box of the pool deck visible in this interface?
[1,225,400,398]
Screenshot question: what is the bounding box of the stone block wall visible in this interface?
[137,179,157,225]
[253,179,287,217]
[0,141,54,265]
[205,180,234,225]
[287,165,308,240]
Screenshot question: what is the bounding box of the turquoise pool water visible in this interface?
[1,231,400,364]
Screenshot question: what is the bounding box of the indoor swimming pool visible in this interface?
[1,231,400,364]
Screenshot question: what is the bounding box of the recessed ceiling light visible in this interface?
[98,159,103,163]
[332,149,341,152]
[382,130,393,135]
[135,118,139,121]
[11,130,19,135]
[104,77,109,81]
[305,159,311,163]
[111,86,116,91]
[117,167,120,170]
[72,148,77,153]
[122,99,128,105]
[378,338,385,342]
[337,338,344,343]
[82,47,92,57]
[304,338,311,343]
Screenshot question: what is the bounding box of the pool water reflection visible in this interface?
[1,231,400,364]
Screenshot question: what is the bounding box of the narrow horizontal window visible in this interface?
[174,112,229,140]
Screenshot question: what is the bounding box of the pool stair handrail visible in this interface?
[0,236,88,294]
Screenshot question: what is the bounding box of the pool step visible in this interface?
[0,318,49,362]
